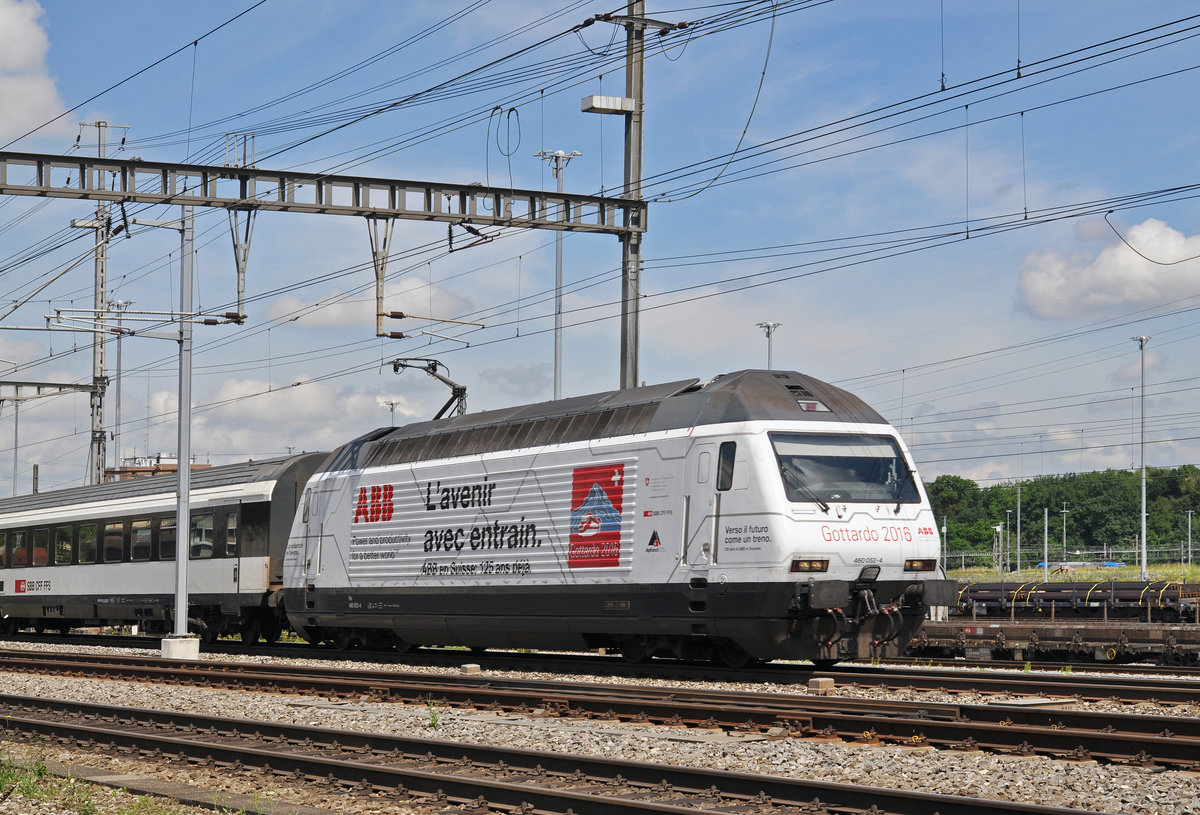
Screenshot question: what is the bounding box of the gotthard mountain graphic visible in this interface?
[570,483,622,537]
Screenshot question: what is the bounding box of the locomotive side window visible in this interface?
[131,519,152,562]
[716,442,736,491]
[0,532,6,568]
[103,522,126,563]
[225,511,238,557]
[11,530,27,567]
[772,433,919,505]
[78,525,97,564]
[190,513,214,559]
[160,517,177,561]
[55,527,73,565]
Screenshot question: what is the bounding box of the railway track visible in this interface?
[0,693,1115,815]
[2,647,1197,768]
[4,643,1197,704]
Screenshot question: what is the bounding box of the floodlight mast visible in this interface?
[1133,335,1151,581]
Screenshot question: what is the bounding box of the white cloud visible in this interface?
[1109,348,1162,387]
[1019,218,1200,320]
[0,0,68,143]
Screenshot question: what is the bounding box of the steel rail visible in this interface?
[0,693,1115,815]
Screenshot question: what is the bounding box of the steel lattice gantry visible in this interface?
[0,151,644,235]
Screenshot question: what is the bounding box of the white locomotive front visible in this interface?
[282,370,956,665]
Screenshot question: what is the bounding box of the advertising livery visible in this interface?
[343,463,630,581]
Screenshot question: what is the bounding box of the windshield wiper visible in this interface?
[781,465,830,513]
[894,469,918,515]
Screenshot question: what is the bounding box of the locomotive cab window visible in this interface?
[772,433,920,505]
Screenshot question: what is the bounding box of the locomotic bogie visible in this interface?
[282,370,956,665]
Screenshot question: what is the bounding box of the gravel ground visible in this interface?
[1,644,1198,815]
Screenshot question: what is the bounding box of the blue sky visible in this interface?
[0,0,1198,494]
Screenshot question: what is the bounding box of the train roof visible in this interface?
[329,369,889,472]
[0,452,327,517]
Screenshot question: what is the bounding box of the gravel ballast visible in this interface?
[0,644,1197,815]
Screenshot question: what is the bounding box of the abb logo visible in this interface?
[353,484,394,523]
[917,526,936,536]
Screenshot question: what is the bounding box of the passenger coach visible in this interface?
[0,453,324,642]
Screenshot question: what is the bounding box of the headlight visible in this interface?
[790,558,829,573]
[904,558,938,571]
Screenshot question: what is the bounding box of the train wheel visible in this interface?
[811,658,839,669]
[391,634,413,655]
[238,617,262,646]
[57,624,72,636]
[715,640,757,669]
[260,616,283,644]
[619,639,650,664]
[333,631,359,651]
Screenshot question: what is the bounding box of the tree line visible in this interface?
[925,465,1200,564]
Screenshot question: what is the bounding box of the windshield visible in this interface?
[771,433,920,505]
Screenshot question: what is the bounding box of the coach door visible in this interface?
[684,444,715,567]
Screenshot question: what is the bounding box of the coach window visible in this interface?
[55,527,73,565]
[0,532,7,568]
[11,530,27,567]
[78,524,97,564]
[190,513,214,560]
[32,528,49,566]
[224,511,238,557]
[131,519,151,562]
[716,442,736,491]
[159,517,176,561]
[103,522,126,563]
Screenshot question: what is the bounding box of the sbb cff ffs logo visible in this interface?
[353,484,394,523]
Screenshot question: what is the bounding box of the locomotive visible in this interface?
[0,370,955,665]
[281,369,955,665]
